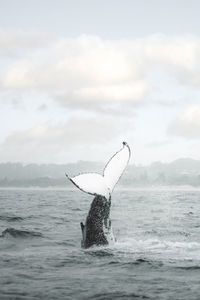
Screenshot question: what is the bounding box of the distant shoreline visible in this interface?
[0,158,200,189]
[1,185,200,191]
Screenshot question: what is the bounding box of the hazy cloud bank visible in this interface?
[1,30,200,163]
[1,33,200,109]
[0,30,51,56]
[168,105,200,139]
[0,115,130,163]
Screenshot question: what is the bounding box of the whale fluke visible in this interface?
[66,142,131,199]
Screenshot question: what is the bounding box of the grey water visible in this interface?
[0,188,200,300]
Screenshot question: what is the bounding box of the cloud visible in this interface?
[1,33,200,109]
[146,140,172,148]
[0,115,129,163]
[37,104,48,112]
[1,35,148,106]
[0,30,51,57]
[143,35,200,86]
[168,105,200,139]
[142,34,199,71]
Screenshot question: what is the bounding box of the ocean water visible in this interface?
[0,188,200,300]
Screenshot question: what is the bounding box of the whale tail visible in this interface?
[66,142,131,199]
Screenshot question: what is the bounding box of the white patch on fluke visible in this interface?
[66,142,131,199]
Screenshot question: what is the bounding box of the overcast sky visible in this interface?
[0,0,200,165]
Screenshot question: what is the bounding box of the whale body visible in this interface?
[66,142,131,248]
[80,195,115,248]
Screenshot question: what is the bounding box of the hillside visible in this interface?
[0,158,200,187]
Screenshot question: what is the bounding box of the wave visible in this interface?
[107,258,163,269]
[144,229,191,237]
[85,248,114,257]
[87,291,150,299]
[116,237,200,249]
[110,237,200,262]
[0,227,43,238]
[176,266,200,270]
[0,215,24,222]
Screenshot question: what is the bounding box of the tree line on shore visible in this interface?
[0,158,200,188]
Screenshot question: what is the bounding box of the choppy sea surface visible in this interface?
[0,188,200,300]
